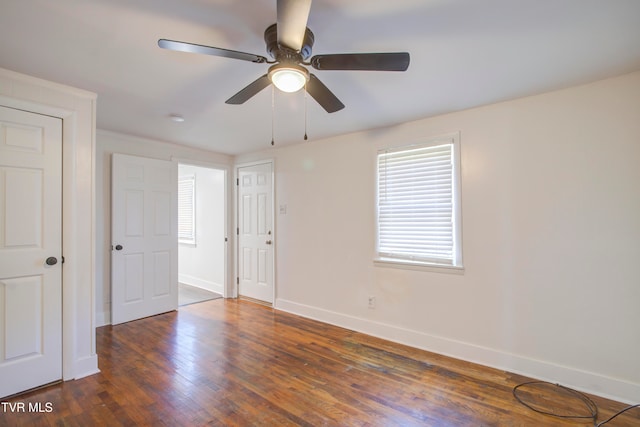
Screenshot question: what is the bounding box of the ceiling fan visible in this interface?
[158,0,410,113]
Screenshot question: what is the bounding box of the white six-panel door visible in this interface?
[238,163,274,304]
[111,154,178,325]
[0,105,62,398]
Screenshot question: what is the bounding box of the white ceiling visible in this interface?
[1,0,639,155]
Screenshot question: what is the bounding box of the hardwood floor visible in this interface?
[1,299,638,426]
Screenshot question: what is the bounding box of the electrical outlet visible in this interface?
[368,296,376,309]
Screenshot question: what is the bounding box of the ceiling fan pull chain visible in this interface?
[271,85,275,146]
[304,82,308,141]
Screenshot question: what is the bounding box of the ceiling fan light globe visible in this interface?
[269,64,309,93]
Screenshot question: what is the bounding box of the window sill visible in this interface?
[373,258,464,274]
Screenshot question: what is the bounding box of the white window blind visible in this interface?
[178,175,196,244]
[377,139,459,266]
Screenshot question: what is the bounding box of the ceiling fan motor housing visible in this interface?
[264,23,315,61]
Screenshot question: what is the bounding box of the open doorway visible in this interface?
[178,163,226,306]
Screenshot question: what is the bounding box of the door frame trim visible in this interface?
[234,159,275,303]
[0,67,99,382]
[174,158,231,299]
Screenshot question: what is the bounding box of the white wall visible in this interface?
[178,164,226,294]
[236,71,640,403]
[96,130,232,325]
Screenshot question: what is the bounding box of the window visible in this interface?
[376,133,462,269]
[178,175,196,244]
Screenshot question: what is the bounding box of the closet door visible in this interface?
[0,105,62,398]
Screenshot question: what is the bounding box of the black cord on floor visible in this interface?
[513,381,639,426]
[596,404,640,427]
[513,381,598,421]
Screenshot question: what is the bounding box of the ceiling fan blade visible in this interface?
[277,0,312,51]
[158,39,267,63]
[225,74,271,105]
[306,74,344,113]
[310,52,410,71]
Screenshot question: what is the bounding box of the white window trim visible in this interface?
[374,132,463,272]
[178,174,196,245]
[373,257,465,274]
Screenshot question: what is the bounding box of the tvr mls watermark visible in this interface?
[1,401,54,413]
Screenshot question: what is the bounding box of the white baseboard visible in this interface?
[275,298,640,404]
[72,355,100,380]
[179,274,223,295]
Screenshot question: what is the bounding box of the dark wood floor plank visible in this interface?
[1,299,638,426]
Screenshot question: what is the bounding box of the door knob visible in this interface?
[45,257,58,266]
[265,240,272,245]
[115,244,123,251]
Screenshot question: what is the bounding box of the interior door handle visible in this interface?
[45,257,58,266]
[115,244,123,251]
[265,240,272,245]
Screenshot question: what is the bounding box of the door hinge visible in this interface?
[236,178,239,186]
[237,227,239,235]
[236,277,239,285]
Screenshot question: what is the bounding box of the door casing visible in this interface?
[177,160,230,299]
[0,67,99,384]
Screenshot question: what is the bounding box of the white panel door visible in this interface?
[111,154,178,325]
[238,163,273,303]
[0,105,62,398]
